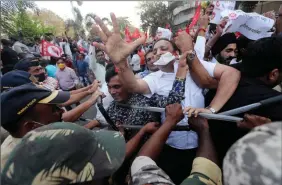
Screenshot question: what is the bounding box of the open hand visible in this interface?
[92,13,146,64]
[237,114,271,130]
[165,103,184,124]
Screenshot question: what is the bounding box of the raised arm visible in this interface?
[177,118,221,185]
[194,14,209,60]
[62,90,102,122]
[115,60,151,94]
[138,103,184,160]
[175,32,218,89]
[125,122,159,159]
[205,25,223,56]
[92,13,150,94]
[189,117,218,164]
[208,63,240,112]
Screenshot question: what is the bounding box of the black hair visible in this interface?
[153,38,181,54]
[40,60,49,68]
[9,36,18,42]
[79,53,85,59]
[50,56,59,65]
[145,49,153,63]
[105,65,118,83]
[241,36,282,77]
[1,39,11,46]
[105,63,115,71]
[96,49,104,55]
[56,57,65,63]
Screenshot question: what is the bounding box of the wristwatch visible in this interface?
[186,50,196,65]
[205,106,217,114]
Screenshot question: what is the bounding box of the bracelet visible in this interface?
[199,28,206,33]
[175,77,185,81]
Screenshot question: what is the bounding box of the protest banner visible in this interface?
[210,1,236,24]
[41,40,63,57]
[221,10,275,40]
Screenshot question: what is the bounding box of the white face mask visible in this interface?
[153,52,175,66]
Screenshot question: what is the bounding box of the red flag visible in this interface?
[235,32,241,39]
[124,26,132,43]
[186,3,201,34]
[131,28,141,39]
[41,40,63,57]
[144,32,148,40]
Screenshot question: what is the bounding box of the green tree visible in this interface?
[1,1,55,41]
[0,0,39,37]
[64,6,85,39]
[138,1,172,36]
[84,14,133,39]
[29,9,65,36]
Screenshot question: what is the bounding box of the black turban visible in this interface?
[211,33,237,56]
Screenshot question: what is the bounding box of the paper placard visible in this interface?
[210,1,236,24]
[221,10,275,40]
[155,27,172,40]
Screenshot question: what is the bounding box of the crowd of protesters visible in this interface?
[1,2,282,185]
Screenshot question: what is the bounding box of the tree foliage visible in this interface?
[0,1,55,39]
[138,1,172,36]
[239,1,259,12]
[65,5,85,39]
[84,14,134,39]
[29,9,65,36]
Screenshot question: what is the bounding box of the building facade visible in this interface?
[168,1,197,32]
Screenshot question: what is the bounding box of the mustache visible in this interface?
[226,56,236,61]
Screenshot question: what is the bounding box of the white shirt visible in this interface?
[143,60,216,149]
[88,45,106,84]
[130,54,141,71]
[194,36,206,60]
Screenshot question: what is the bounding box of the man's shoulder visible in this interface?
[143,70,163,79]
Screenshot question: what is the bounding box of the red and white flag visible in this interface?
[131,28,141,39]
[41,40,63,57]
[124,26,132,43]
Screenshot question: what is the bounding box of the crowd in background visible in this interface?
[0,3,282,185]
